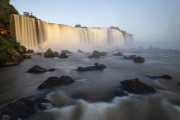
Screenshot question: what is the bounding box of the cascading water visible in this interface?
[12,14,133,51]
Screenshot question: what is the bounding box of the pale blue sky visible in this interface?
[11,0,180,48]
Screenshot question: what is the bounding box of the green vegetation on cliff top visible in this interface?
[0,0,18,32]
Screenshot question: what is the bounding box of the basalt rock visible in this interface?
[113,52,123,56]
[0,95,50,120]
[124,55,145,63]
[26,49,34,53]
[146,75,172,80]
[38,76,74,89]
[23,54,31,59]
[133,56,145,63]
[44,48,59,58]
[119,79,156,94]
[59,52,68,58]
[124,55,136,60]
[88,50,107,58]
[27,65,47,74]
[61,50,72,54]
[77,63,106,71]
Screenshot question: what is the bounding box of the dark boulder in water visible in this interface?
[44,48,59,58]
[133,56,145,63]
[119,79,156,94]
[146,75,172,80]
[26,49,34,53]
[36,52,43,55]
[77,63,106,71]
[38,76,74,89]
[23,54,31,59]
[113,52,123,56]
[59,52,68,58]
[48,68,56,72]
[88,50,107,58]
[124,55,136,60]
[61,49,72,54]
[124,55,145,63]
[0,95,50,120]
[27,65,47,74]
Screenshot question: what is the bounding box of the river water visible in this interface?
[0,51,180,120]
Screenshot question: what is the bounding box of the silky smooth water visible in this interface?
[0,52,180,120]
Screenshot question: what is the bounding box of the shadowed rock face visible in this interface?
[0,95,50,120]
[89,50,107,58]
[27,65,47,74]
[61,50,72,54]
[59,53,68,58]
[146,75,172,80]
[27,65,55,74]
[77,63,106,72]
[124,55,145,63]
[38,76,74,89]
[133,56,145,63]
[113,52,123,56]
[118,79,156,95]
[44,48,59,58]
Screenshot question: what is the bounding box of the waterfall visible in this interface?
[13,14,133,51]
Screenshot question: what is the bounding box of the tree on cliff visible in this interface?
[0,0,18,32]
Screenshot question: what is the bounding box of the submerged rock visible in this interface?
[113,52,123,56]
[26,49,34,53]
[77,63,106,71]
[36,52,43,55]
[27,65,47,74]
[124,55,145,63]
[88,50,107,58]
[119,79,156,94]
[27,65,55,74]
[124,55,136,60]
[133,56,145,63]
[48,68,56,72]
[146,75,172,80]
[0,95,50,120]
[61,50,72,54]
[59,52,68,58]
[23,54,31,59]
[38,76,74,89]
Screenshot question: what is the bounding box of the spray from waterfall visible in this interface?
[12,14,133,52]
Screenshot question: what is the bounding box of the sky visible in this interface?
[11,0,180,49]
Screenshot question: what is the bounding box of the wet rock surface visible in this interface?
[27,65,55,74]
[116,79,156,95]
[124,55,145,63]
[38,76,74,89]
[44,48,59,58]
[113,52,123,56]
[27,65,47,74]
[146,75,172,80]
[0,94,50,120]
[88,50,107,58]
[23,54,31,59]
[61,50,72,54]
[77,63,106,71]
[59,52,68,58]
[133,56,145,63]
